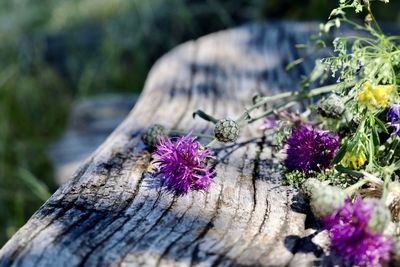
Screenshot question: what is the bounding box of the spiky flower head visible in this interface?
[303,178,346,218]
[322,197,393,266]
[317,94,345,119]
[285,125,339,173]
[214,119,239,143]
[142,124,167,147]
[387,104,400,136]
[153,133,215,195]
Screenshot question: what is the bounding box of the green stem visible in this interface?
[169,130,214,139]
[366,4,384,36]
[386,136,399,164]
[361,171,384,186]
[193,110,219,124]
[381,174,391,202]
[205,139,218,148]
[344,179,368,195]
[236,83,348,124]
[335,165,364,177]
[341,17,366,31]
[367,115,375,170]
[246,101,298,124]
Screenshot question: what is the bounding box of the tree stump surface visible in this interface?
[0,22,340,267]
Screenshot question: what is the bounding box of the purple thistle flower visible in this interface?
[387,105,400,136]
[153,133,215,195]
[285,125,339,172]
[322,197,393,266]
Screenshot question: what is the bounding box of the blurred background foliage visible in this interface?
[0,0,399,246]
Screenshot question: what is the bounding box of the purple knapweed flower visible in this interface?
[387,104,400,136]
[285,125,339,172]
[322,197,393,267]
[153,133,215,195]
[260,116,278,131]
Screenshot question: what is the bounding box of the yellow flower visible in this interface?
[358,82,375,108]
[341,151,367,170]
[357,81,394,109]
[372,84,394,107]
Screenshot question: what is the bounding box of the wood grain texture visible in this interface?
[0,22,340,267]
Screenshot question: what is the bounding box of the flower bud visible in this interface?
[141,124,166,147]
[304,179,345,218]
[365,198,391,233]
[317,94,345,119]
[214,119,239,143]
[302,178,322,197]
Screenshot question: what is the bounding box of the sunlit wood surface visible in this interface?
[0,22,341,267]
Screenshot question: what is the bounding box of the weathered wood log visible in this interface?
[0,22,340,267]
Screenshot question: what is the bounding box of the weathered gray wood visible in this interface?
[0,22,339,267]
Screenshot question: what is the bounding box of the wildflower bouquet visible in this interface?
[141,0,400,265]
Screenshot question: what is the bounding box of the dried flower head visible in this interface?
[317,94,345,119]
[322,197,393,266]
[142,124,167,147]
[304,179,346,218]
[285,125,339,172]
[214,119,240,143]
[153,133,215,195]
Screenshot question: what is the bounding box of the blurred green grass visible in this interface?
[0,0,399,246]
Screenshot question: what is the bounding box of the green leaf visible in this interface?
[372,126,380,146]
[17,168,51,202]
[295,44,307,49]
[335,165,363,177]
[333,143,347,164]
[309,60,325,82]
[192,110,219,123]
[375,117,388,134]
[286,58,304,71]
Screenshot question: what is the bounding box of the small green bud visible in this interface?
[317,94,345,119]
[365,198,391,233]
[214,119,239,143]
[364,14,373,25]
[141,124,166,147]
[304,179,345,218]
